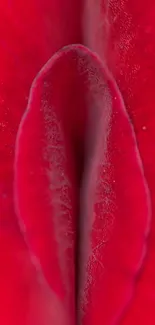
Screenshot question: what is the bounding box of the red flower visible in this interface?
[0,1,154,325]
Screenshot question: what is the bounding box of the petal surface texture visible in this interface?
[15,44,150,325]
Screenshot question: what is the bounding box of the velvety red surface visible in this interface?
[84,1,155,324]
[0,1,154,325]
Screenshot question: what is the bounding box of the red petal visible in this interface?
[74,47,150,325]
[0,1,82,324]
[83,1,155,323]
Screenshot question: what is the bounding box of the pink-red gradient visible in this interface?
[0,1,154,325]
